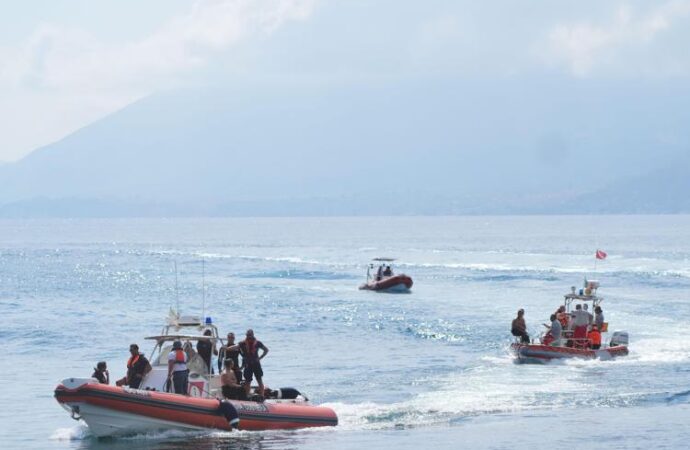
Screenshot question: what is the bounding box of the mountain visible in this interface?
[550,160,690,214]
[0,78,688,217]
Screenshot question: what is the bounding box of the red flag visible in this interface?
[596,249,607,260]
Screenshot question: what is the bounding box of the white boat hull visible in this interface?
[71,402,208,437]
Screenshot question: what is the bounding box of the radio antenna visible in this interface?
[202,258,206,321]
[174,260,179,313]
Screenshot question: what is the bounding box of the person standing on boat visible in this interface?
[239,329,269,397]
[583,303,594,327]
[196,330,218,374]
[168,340,189,395]
[218,332,242,383]
[511,309,530,344]
[117,344,152,388]
[92,361,109,384]
[594,306,605,330]
[571,304,590,348]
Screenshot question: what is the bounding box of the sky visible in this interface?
[1,0,690,162]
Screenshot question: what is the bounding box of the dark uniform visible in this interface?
[126,354,150,389]
[196,339,214,374]
[239,338,267,384]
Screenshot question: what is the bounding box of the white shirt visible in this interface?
[572,310,590,327]
[168,350,188,372]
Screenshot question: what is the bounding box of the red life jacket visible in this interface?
[174,349,186,364]
[244,338,258,357]
[588,330,601,346]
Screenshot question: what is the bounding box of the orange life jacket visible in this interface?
[588,330,601,346]
[127,354,140,369]
[173,349,186,364]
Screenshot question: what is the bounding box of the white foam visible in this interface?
[50,424,90,441]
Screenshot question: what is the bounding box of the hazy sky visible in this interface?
[1,0,689,162]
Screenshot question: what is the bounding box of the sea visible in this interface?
[2,216,690,450]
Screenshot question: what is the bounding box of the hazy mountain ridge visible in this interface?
[1,79,688,217]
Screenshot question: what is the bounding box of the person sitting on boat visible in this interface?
[588,325,602,350]
[383,265,393,277]
[92,361,109,384]
[511,309,530,344]
[548,314,563,347]
[168,340,189,395]
[116,343,152,388]
[571,304,590,348]
[196,329,218,375]
[218,332,242,383]
[594,306,605,330]
[221,359,247,400]
[239,329,269,398]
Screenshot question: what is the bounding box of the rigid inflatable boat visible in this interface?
[511,340,629,364]
[511,281,629,364]
[55,312,337,437]
[55,378,337,437]
[359,258,413,292]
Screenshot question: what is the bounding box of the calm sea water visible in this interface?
[2,216,690,449]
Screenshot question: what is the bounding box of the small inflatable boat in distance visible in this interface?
[511,281,629,364]
[359,258,413,293]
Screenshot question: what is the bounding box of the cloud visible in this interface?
[0,0,317,161]
[542,1,690,76]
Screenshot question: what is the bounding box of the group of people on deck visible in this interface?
[511,305,605,349]
[92,329,269,401]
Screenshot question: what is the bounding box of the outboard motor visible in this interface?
[610,331,629,347]
[218,400,240,429]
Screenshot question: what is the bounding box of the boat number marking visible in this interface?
[122,387,152,398]
[236,403,269,413]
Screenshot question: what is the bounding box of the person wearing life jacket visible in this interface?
[588,325,602,350]
[115,344,152,388]
[239,329,269,398]
[167,340,189,395]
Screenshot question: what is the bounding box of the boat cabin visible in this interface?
[138,313,224,397]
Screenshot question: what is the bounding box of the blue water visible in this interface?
[2,216,690,449]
